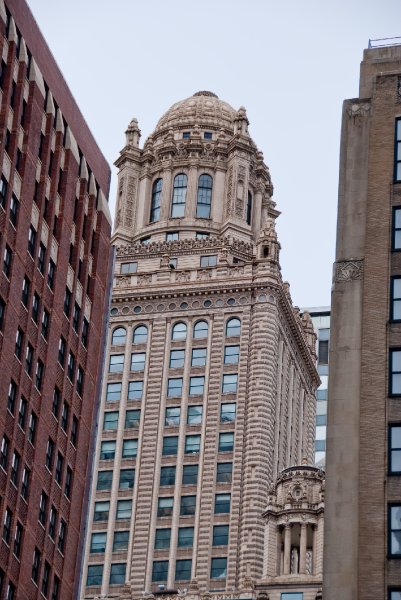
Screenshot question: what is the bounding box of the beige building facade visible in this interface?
[81,92,320,600]
[324,43,401,600]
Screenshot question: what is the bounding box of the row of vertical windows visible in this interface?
[151,556,227,582]
[103,409,139,430]
[166,374,237,396]
[150,174,213,222]
[87,563,126,586]
[111,325,148,345]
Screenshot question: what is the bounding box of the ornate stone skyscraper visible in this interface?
[81,92,319,600]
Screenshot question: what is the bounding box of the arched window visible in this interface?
[172,322,187,340]
[171,174,187,218]
[246,191,252,225]
[133,325,148,344]
[150,178,162,223]
[196,174,213,219]
[226,318,241,337]
[112,327,126,345]
[193,320,208,339]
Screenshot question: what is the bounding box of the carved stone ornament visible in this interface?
[115,276,131,287]
[335,259,364,282]
[347,102,371,119]
[138,274,152,286]
[398,76,401,100]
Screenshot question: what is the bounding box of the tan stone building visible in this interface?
[80,92,320,600]
[324,42,401,600]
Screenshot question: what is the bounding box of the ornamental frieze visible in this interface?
[334,259,364,282]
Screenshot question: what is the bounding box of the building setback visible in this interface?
[0,0,112,598]
[324,43,401,600]
[81,92,319,599]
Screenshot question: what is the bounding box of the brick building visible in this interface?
[81,92,320,600]
[324,42,401,600]
[0,0,112,598]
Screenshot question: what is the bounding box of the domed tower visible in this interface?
[113,91,276,254]
[81,94,319,600]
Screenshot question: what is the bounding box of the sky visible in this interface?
[27,0,401,308]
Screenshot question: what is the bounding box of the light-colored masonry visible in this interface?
[80,92,321,600]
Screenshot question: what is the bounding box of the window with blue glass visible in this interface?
[280,594,303,600]
[150,178,162,222]
[389,504,401,557]
[392,207,401,250]
[390,349,401,396]
[395,119,401,182]
[389,425,401,474]
[196,174,213,218]
[171,174,187,217]
[391,277,401,321]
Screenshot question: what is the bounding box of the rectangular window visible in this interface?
[122,439,138,458]
[48,506,57,539]
[76,366,84,396]
[120,262,137,274]
[32,292,40,323]
[131,352,146,371]
[28,225,36,256]
[390,349,401,396]
[222,373,238,393]
[170,349,185,369]
[185,434,201,454]
[82,317,89,347]
[25,343,33,375]
[104,411,119,431]
[90,532,107,554]
[216,462,232,483]
[63,287,72,316]
[213,524,229,546]
[187,405,202,425]
[113,530,129,552]
[389,504,401,556]
[167,377,183,397]
[3,245,11,277]
[116,500,132,520]
[389,591,401,600]
[200,255,217,268]
[160,466,176,486]
[45,439,54,470]
[71,416,78,446]
[0,175,8,208]
[204,131,213,140]
[165,407,180,426]
[10,451,20,486]
[41,309,50,339]
[281,595,303,600]
[152,560,168,582]
[315,440,326,452]
[100,441,116,460]
[220,402,236,423]
[155,528,171,549]
[109,354,124,373]
[389,425,401,474]
[56,454,65,486]
[157,497,173,517]
[9,194,18,226]
[3,508,11,543]
[32,547,41,583]
[15,328,23,360]
[21,466,30,500]
[109,563,126,585]
[47,259,55,290]
[318,340,329,365]
[175,559,192,581]
[219,432,234,452]
[395,119,401,182]
[128,380,143,400]
[125,409,140,429]
[94,501,110,522]
[316,414,327,426]
[210,557,227,579]
[13,521,23,558]
[39,492,48,525]
[178,526,194,548]
[0,297,5,330]
[182,464,198,485]
[189,376,205,396]
[391,277,401,321]
[86,564,103,586]
[97,471,113,491]
[52,387,61,417]
[7,381,17,413]
[42,561,50,597]
[180,495,196,516]
[166,232,179,241]
[0,435,9,469]
[191,347,207,367]
[21,276,30,307]
[67,351,75,381]
[393,207,401,250]
[18,396,27,429]
[162,436,179,456]
[64,467,72,499]
[61,402,69,432]
[119,468,135,489]
[215,493,231,514]
[224,345,240,364]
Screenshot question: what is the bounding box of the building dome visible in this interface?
[154,91,237,135]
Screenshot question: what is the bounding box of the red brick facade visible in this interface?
[0,1,111,598]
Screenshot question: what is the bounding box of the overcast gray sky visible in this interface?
[27,0,401,308]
